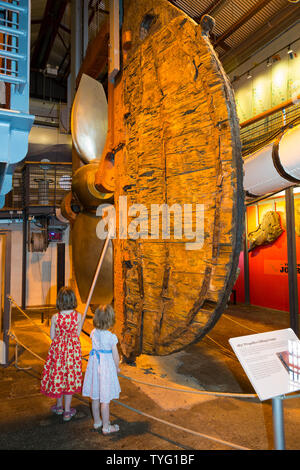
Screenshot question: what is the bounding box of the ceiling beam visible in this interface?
[195,0,227,19]
[214,0,274,47]
[31,0,69,70]
[59,23,71,34]
[221,3,300,73]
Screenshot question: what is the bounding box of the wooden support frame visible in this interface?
[108,0,120,82]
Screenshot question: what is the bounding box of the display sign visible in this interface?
[229,328,300,401]
[48,230,62,242]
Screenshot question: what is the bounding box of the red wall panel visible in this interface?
[233,197,300,312]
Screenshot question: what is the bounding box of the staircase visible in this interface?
[0,0,34,207]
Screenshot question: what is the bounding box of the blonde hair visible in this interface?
[56,286,77,311]
[93,304,115,330]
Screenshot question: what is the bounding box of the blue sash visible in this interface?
[90,348,112,363]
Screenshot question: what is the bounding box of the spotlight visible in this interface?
[267,57,272,67]
[247,71,252,79]
[272,54,281,63]
[288,45,294,59]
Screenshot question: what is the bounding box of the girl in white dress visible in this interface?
[82,304,121,434]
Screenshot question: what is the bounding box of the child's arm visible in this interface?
[77,312,82,336]
[112,343,120,373]
[50,314,57,340]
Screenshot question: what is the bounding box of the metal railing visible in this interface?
[241,100,300,159]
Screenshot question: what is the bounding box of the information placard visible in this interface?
[229,328,300,401]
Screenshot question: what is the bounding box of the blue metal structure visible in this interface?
[0,0,34,207]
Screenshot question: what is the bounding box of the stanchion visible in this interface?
[272,395,285,450]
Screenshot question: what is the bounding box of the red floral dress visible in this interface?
[40,311,82,398]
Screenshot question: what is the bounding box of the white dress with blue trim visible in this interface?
[82,329,121,402]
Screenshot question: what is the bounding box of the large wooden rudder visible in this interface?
[94,0,244,361]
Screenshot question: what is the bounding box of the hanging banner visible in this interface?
[229,328,300,401]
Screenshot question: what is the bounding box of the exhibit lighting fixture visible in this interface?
[267,57,272,67]
[247,71,252,79]
[288,45,294,59]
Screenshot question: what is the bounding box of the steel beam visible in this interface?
[31,0,69,70]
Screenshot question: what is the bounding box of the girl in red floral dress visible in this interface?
[40,287,82,421]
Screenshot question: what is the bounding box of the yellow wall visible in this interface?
[233,40,300,122]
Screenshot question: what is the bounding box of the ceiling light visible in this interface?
[247,71,252,79]
[267,57,272,67]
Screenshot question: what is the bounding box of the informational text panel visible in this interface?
[229,329,300,401]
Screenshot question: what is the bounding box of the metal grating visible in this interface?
[88,0,109,44]
[170,0,212,18]
[2,162,72,211]
[209,0,259,36]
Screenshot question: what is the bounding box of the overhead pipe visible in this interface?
[244,124,300,198]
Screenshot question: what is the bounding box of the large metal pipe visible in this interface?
[244,124,300,198]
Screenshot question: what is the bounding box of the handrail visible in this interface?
[240,94,300,129]
[0,1,26,14]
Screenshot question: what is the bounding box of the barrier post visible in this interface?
[272,395,285,450]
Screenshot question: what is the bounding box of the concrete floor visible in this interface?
[0,302,300,452]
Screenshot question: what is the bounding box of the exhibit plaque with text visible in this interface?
[229,328,300,401]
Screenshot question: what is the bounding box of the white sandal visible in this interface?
[102,423,119,435]
[93,420,102,430]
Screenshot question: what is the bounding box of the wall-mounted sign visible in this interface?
[229,329,300,401]
[263,260,300,275]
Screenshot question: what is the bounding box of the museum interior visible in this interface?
[1,0,300,452]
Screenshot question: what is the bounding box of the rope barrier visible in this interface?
[6,295,258,399]
[8,330,46,364]
[112,400,251,451]
[8,296,52,341]
[5,295,263,449]
[222,314,260,334]
[118,373,257,399]
[5,329,254,450]
[205,334,238,360]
